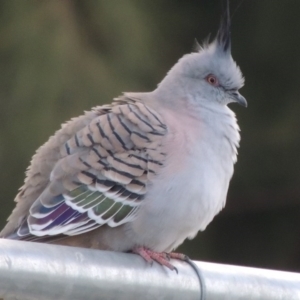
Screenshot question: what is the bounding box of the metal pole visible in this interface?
[0,239,299,300]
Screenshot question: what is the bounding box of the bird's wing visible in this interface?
[4,95,167,239]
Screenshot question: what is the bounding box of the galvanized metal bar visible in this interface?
[0,239,299,300]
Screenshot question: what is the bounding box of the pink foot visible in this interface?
[132,247,188,272]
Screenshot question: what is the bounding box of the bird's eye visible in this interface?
[206,75,219,86]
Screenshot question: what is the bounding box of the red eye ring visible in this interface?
[206,75,219,86]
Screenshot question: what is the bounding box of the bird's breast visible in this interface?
[130,107,239,252]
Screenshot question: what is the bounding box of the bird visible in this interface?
[0,1,246,272]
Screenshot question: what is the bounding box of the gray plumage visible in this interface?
[1,3,246,258]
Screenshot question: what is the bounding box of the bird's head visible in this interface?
[156,0,247,109]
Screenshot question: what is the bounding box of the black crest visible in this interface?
[216,0,231,53]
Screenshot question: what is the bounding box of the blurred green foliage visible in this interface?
[0,0,300,271]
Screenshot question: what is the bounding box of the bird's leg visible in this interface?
[132,247,189,272]
[132,246,174,270]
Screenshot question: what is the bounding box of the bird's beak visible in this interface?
[231,91,247,107]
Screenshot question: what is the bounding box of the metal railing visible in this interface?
[0,239,299,300]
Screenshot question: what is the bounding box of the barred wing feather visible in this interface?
[11,96,167,239]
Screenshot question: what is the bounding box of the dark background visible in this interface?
[0,0,300,272]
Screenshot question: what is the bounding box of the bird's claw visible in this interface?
[132,247,187,273]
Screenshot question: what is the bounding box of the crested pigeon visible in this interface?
[1,2,246,271]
